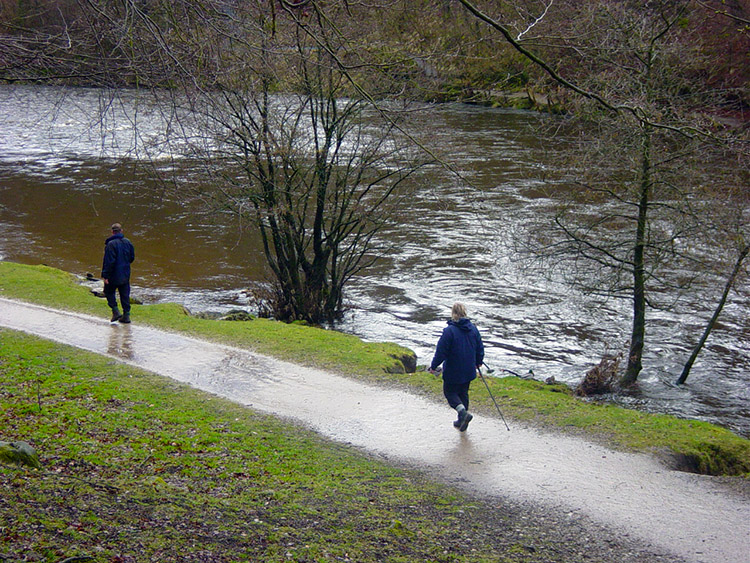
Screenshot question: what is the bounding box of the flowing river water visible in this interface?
[0,85,748,438]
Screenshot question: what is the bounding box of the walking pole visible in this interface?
[478,366,510,431]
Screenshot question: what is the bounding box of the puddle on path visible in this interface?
[1,297,747,563]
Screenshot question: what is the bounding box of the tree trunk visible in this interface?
[677,244,749,384]
[621,126,652,386]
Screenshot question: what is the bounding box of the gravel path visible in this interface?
[1,297,748,563]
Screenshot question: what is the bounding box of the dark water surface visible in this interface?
[1,85,748,437]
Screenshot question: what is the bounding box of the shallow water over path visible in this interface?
[1,298,747,563]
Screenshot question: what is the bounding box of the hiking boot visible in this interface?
[453,418,462,428]
[110,308,122,322]
[458,411,473,432]
[118,313,131,324]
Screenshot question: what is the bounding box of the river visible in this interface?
[1,84,748,438]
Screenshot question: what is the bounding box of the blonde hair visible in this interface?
[451,302,467,322]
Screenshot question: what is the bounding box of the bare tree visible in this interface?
[677,152,750,384]
[0,1,98,83]
[454,0,749,385]
[189,58,425,322]
[80,0,428,323]
[678,244,749,384]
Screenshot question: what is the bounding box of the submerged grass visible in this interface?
[1,261,749,477]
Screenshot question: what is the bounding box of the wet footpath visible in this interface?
[1,297,748,563]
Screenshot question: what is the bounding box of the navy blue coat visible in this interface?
[101,233,135,286]
[430,318,484,385]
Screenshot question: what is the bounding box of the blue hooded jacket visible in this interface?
[430,318,484,384]
[101,232,135,286]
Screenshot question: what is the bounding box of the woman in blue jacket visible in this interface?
[429,303,485,431]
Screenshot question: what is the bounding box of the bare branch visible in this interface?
[517,0,555,41]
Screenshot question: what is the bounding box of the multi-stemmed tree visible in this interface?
[0,0,426,323]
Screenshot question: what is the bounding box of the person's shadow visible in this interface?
[107,324,134,360]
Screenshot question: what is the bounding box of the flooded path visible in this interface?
[0,297,748,563]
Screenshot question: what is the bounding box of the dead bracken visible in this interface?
[575,353,622,397]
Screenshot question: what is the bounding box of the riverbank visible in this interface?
[1,261,749,478]
[2,329,693,563]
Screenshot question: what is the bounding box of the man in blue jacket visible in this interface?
[101,223,135,324]
[429,303,484,431]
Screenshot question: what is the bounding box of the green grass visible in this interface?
[1,261,749,477]
[0,329,603,562]
[395,369,750,476]
[0,262,414,376]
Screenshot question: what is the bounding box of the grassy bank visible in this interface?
[0,331,511,561]
[2,329,675,563]
[0,262,415,376]
[1,261,749,477]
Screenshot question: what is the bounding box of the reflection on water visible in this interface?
[0,85,748,437]
[107,324,133,360]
